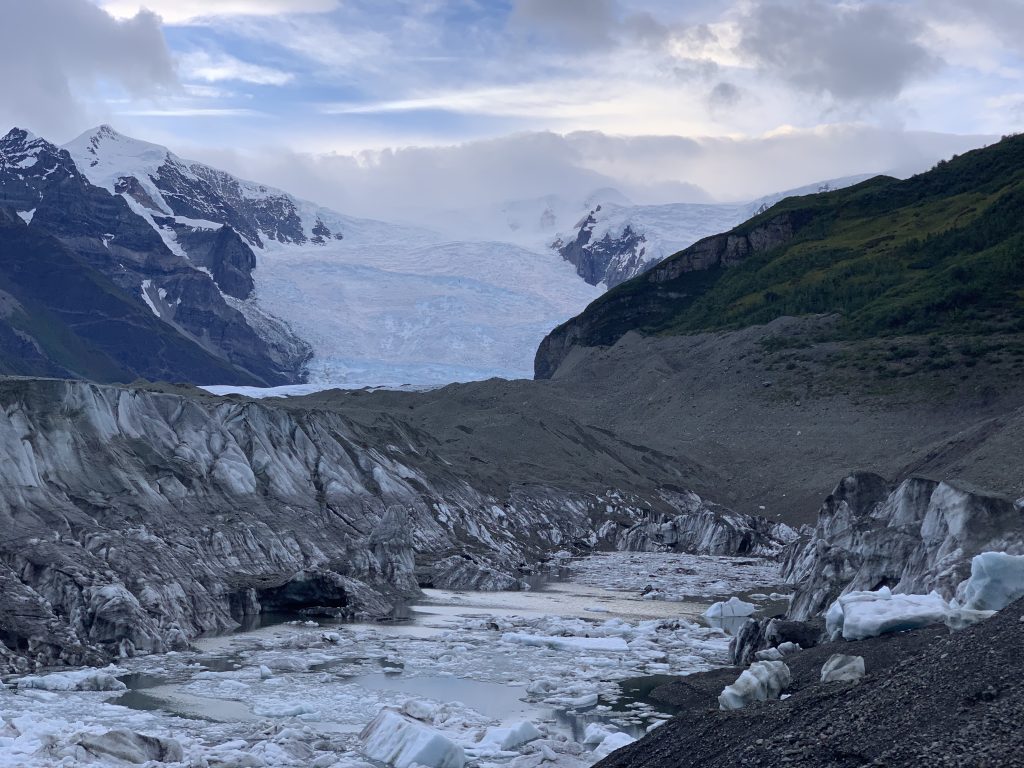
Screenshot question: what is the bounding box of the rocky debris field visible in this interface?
[598,599,1024,768]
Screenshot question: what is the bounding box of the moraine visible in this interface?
[0,552,786,768]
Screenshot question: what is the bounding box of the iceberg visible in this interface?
[820,654,865,683]
[825,588,952,641]
[703,597,757,619]
[16,667,126,692]
[718,660,791,710]
[361,709,466,768]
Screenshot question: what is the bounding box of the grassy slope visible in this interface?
[566,134,1024,346]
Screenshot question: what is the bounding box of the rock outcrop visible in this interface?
[781,472,1024,621]
[535,212,803,379]
[555,210,655,288]
[0,377,784,672]
[603,492,796,557]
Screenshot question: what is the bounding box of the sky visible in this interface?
[2,0,1022,222]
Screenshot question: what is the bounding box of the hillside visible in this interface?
[536,135,1024,378]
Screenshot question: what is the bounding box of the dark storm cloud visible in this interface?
[0,0,176,137]
[707,82,742,111]
[738,0,940,101]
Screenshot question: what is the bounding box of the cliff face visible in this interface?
[782,472,1024,621]
[535,213,800,379]
[0,378,784,672]
[0,128,307,386]
[556,214,655,288]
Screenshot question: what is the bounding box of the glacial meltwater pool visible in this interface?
[0,552,786,768]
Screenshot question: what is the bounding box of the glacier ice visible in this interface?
[501,633,630,652]
[820,654,865,683]
[591,731,637,759]
[361,709,466,768]
[73,728,184,764]
[16,667,127,692]
[704,597,757,619]
[718,660,792,710]
[476,721,543,751]
[825,588,952,641]
[958,552,1024,611]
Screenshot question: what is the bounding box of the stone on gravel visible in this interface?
[820,654,865,683]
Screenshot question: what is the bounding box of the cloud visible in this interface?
[738,0,940,101]
[0,0,176,137]
[97,0,339,25]
[707,81,742,111]
[509,0,617,50]
[185,126,992,231]
[179,51,293,86]
[116,107,264,117]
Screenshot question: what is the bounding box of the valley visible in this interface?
[0,119,1023,768]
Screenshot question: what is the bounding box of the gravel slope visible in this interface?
[598,603,1024,767]
[266,315,1024,526]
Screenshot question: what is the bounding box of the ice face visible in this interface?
[958,552,1024,611]
[825,588,953,641]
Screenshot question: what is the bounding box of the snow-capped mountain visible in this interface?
[65,126,600,390]
[554,177,876,289]
[0,127,301,386]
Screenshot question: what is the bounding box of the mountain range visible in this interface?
[0,124,877,390]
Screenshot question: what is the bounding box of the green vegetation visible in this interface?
[583,134,1024,343]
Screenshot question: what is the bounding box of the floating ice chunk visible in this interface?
[582,723,615,745]
[477,722,542,750]
[565,693,599,709]
[527,678,557,695]
[361,709,466,768]
[74,728,184,764]
[502,633,629,652]
[402,699,438,722]
[718,660,791,710]
[17,666,127,691]
[704,597,757,619]
[820,654,865,683]
[825,588,952,641]
[253,701,319,718]
[959,552,1024,611]
[592,732,636,759]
